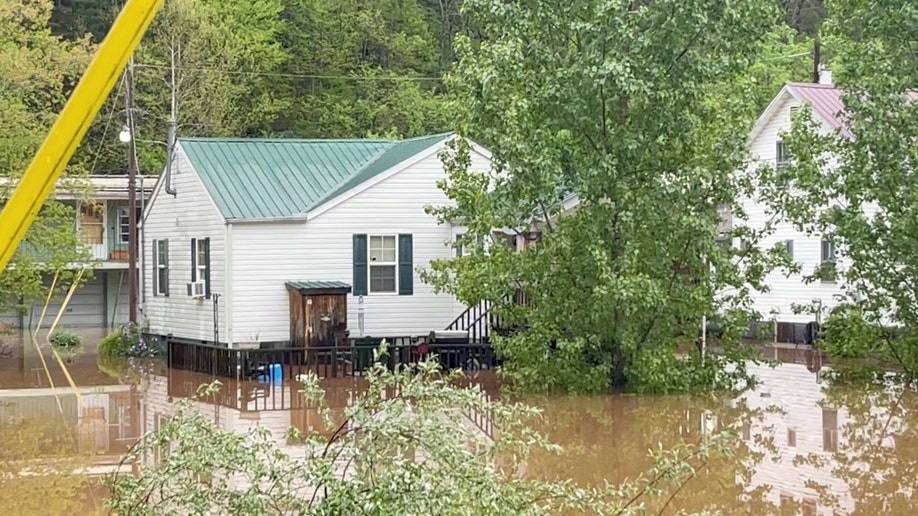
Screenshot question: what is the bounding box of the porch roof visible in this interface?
[285,280,352,295]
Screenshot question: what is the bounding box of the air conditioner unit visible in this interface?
[187,281,206,299]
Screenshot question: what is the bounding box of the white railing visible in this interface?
[87,243,108,261]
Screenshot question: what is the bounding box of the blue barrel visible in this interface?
[257,363,283,385]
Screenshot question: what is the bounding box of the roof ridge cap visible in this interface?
[179,137,397,144]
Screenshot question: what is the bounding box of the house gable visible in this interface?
[305,133,470,220]
[141,144,228,342]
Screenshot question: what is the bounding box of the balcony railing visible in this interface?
[79,235,132,262]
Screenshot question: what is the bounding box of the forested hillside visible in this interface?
[36,0,823,176]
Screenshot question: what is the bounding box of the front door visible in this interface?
[79,202,106,260]
[306,294,347,348]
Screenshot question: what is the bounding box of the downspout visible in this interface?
[164,40,177,196]
[224,222,233,347]
[164,120,177,196]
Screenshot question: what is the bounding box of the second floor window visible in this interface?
[118,206,143,244]
[776,141,789,168]
[80,202,104,245]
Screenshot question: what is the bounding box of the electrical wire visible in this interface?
[133,63,442,81]
[87,74,126,176]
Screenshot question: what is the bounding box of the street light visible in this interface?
[118,125,132,143]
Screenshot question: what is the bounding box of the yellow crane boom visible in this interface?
[0,0,164,274]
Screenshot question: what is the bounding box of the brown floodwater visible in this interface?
[2,329,917,515]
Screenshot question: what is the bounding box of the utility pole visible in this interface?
[126,55,138,324]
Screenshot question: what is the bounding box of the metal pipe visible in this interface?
[164,39,177,196]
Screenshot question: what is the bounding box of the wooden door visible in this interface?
[306,294,347,348]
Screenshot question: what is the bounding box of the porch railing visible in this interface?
[167,338,498,382]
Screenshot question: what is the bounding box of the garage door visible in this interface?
[22,276,106,329]
[0,299,21,328]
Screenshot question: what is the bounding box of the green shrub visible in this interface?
[97,332,131,357]
[98,326,160,358]
[49,330,82,348]
[820,303,886,360]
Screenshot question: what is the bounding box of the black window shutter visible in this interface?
[455,234,463,257]
[398,234,413,296]
[190,238,197,282]
[204,237,211,299]
[152,239,159,296]
[353,234,368,296]
[163,239,170,296]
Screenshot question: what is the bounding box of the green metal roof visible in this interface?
[180,133,453,220]
[285,280,352,293]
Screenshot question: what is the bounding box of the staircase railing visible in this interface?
[447,288,532,344]
[446,300,493,344]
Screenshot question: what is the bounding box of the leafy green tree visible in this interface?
[424,0,792,393]
[106,351,735,514]
[731,24,816,116]
[131,0,289,163]
[763,0,918,374]
[779,0,826,37]
[0,0,94,317]
[49,0,117,42]
[276,0,449,138]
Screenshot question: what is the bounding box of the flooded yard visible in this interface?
[1,329,916,514]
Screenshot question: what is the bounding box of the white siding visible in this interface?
[141,146,227,342]
[742,94,845,323]
[229,148,492,343]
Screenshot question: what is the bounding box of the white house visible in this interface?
[525,78,862,342]
[0,175,153,329]
[737,79,854,332]
[140,133,492,347]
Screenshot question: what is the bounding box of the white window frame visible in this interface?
[155,240,169,296]
[118,206,130,244]
[118,205,142,244]
[368,235,397,294]
[821,239,837,263]
[776,140,790,168]
[192,238,208,291]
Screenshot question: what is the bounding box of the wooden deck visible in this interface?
[167,337,498,384]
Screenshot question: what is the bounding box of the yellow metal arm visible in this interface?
[0,0,164,274]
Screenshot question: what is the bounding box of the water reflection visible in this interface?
[3,329,918,515]
[520,348,918,515]
[0,328,138,514]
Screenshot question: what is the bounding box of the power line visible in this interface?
[134,63,443,82]
[87,75,125,176]
[761,51,812,62]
